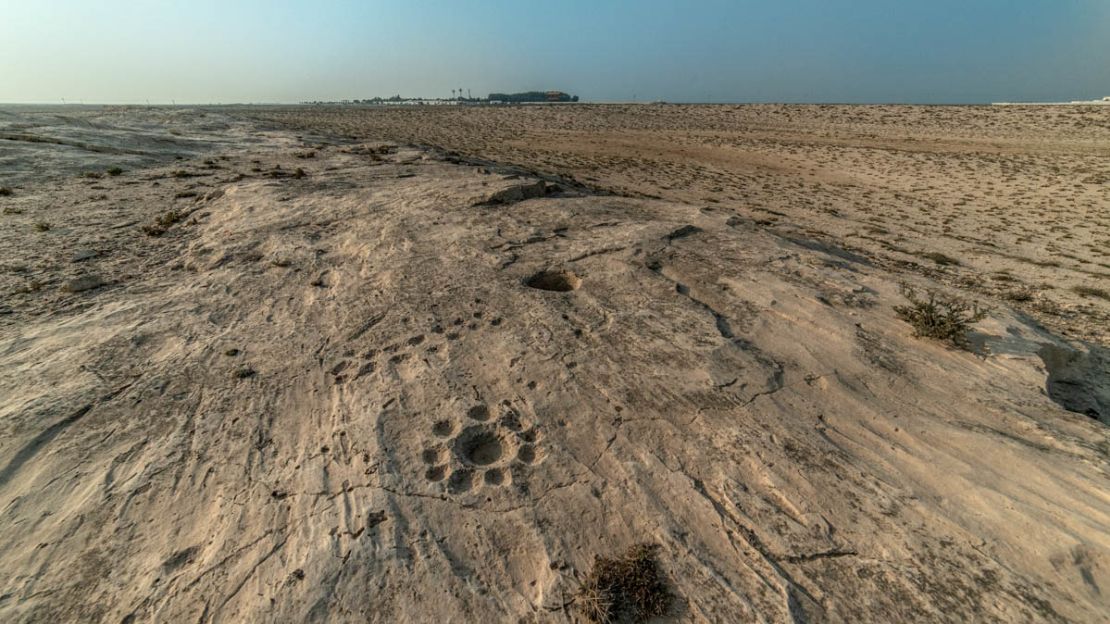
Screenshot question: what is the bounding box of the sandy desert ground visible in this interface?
[0,105,1108,623]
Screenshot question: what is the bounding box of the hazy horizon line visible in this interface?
[4,97,1109,107]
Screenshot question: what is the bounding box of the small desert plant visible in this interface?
[232,366,256,379]
[33,221,52,231]
[141,209,185,236]
[1073,285,1110,301]
[572,543,672,624]
[106,166,124,176]
[1001,289,1034,303]
[158,209,184,226]
[919,251,961,266]
[894,285,988,349]
[13,279,44,294]
[0,186,12,196]
[82,171,103,179]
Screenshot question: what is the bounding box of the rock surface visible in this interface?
[0,116,1107,623]
[247,104,1110,346]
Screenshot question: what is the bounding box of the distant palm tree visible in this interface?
[451,89,455,99]
[458,88,463,100]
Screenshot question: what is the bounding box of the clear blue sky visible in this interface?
[2,0,1108,104]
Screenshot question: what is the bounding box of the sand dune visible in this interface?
[0,107,1107,622]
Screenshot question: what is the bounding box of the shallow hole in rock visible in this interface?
[517,444,536,464]
[457,428,504,466]
[432,420,454,437]
[484,468,505,486]
[447,468,474,494]
[422,447,442,464]
[467,405,491,421]
[525,269,581,292]
[501,411,523,431]
[425,465,447,482]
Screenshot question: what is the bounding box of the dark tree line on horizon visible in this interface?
[487,91,579,103]
[307,91,579,105]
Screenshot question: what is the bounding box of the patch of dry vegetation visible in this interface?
[232,366,256,379]
[918,251,961,266]
[895,285,988,349]
[1073,285,1110,301]
[573,543,672,624]
[141,209,186,237]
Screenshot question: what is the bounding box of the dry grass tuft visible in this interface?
[0,186,13,196]
[919,251,961,266]
[573,543,672,624]
[1001,289,1034,303]
[1073,285,1110,301]
[232,366,257,379]
[895,285,987,349]
[141,209,186,237]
